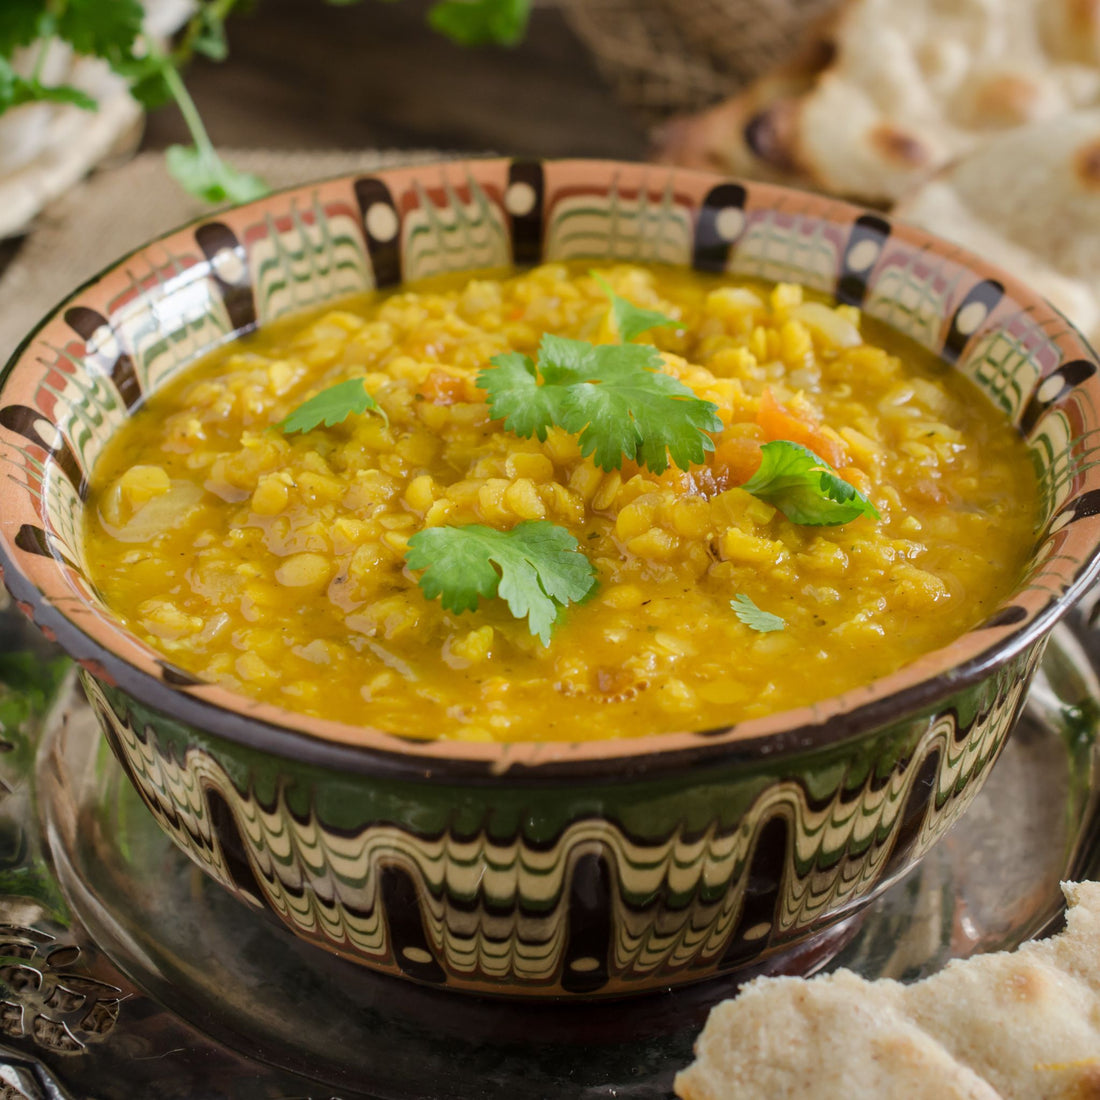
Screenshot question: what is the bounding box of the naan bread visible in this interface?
[675,882,1100,1100]
[895,108,1100,347]
[654,0,1100,205]
[678,969,1002,1100]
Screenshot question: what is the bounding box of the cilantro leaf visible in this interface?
[19,79,96,110]
[427,0,531,47]
[280,378,387,434]
[0,57,97,113]
[110,49,174,109]
[0,58,20,114]
[405,521,598,644]
[165,144,268,206]
[0,1,45,56]
[478,335,720,474]
[731,594,785,633]
[56,0,143,63]
[191,8,230,61]
[476,351,565,441]
[740,440,879,526]
[592,272,679,343]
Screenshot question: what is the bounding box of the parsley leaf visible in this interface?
[56,0,143,63]
[115,51,173,109]
[0,1,45,56]
[731,594,786,633]
[478,335,721,474]
[427,0,531,47]
[191,8,230,61]
[592,272,679,343]
[280,378,387,434]
[740,440,879,526]
[405,521,598,644]
[477,351,563,441]
[0,57,95,112]
[165,144,268,205]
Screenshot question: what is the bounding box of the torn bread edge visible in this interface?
[675,881,1100,1100]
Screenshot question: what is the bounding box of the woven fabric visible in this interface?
[562,0,835,122]
[0,148,449,366]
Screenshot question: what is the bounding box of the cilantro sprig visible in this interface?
[478,335,721,475]
[731,594,786,633]
[0,1,530,205]
[741,441,878,526]
[405,521,598,644]
[592,273,680,343]
[427,0,531,46]
[279,378,387,434]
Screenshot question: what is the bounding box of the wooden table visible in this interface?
[142,0,648,160]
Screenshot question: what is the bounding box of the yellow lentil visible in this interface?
[84,263,1038,741]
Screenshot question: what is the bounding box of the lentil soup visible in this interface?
[84,263,1038,742]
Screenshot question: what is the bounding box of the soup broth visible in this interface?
[85,263,1038,741]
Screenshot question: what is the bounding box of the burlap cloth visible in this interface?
[0,148,451,367]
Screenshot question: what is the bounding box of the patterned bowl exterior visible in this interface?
[2,159,1100,997]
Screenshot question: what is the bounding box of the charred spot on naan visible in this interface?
[1075,137,1100,190]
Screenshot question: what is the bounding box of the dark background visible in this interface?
[142,0,649,159]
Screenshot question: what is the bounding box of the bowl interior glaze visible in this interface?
[1,157,1100,775]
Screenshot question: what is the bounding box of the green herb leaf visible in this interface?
[0,57,19,114]
[0,56,97,112]
[427,0,531,46]
[56,0,143,63]
[406,521,598,644]
[191,8,230,61]
[740,440,879,526]
[731,594,786,633]
[478,334,721,474]
[164,143,269,205]
[21,79,96,109]
[114,51,173,109]
[280,378,387,434]
[592,272,678,343]
[475,351,564,441]
[0,1,45,57]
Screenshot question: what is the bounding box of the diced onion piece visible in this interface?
[790,302,861,348]
[98,478,204,543]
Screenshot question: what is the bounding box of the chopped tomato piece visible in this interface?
[661,437,762,498]
[908,477,947,505]
[417,369,468,406]
[711,437,763,489]
[757,388,847,468]
[662,466,718,497]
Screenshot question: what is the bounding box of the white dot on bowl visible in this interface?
[714,206,745,242]
[505,181,537,217]
[846,238,880,273]
[568,956,600,973]
[742,922,771,942]
[212,246,247,286]
[1038,374,1066,403]
[33,418,63,450]
[401,946,433,965]
[955,300,988,336]
[86,323,118,362]
[365,202,399,243]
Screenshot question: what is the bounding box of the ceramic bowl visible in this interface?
[2,158,1099,999]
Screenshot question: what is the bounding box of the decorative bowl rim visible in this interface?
[2,155,1099,783]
